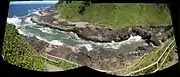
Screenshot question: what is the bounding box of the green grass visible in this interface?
[44,57,78,70]
[2,24,46,71]
[2,24,77,71]
[56,2,172,28]
[130,40,174,76]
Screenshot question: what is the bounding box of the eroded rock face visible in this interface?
[74,27,131,42]
[131,26,171,46]
[72,48,125,71]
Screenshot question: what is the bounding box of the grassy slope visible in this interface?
[57,2,171,28]
[130,39,175,75]
[2,24,46,71]
[45,58,78,70]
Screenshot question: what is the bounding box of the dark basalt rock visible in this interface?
[26,36,48,53]
[76,52,92,65]
[132,27,150,39]
[149,37,161,46]
[74,48,125,71]
[75,27,131,42]
[47,46,73,59]
[79,46,88,52]
[112,28,130,42]
[31,9,173,46]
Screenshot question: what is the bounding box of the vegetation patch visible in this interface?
[56,2,171,28]
[2,24,46,71]
[43,57,78,70]
[130,39,174,76]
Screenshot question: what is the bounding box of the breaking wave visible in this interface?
[7,16,22,27]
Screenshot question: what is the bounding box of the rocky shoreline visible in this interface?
[27,8,174,71]
[31,8,173,46]
[26,36,151,71]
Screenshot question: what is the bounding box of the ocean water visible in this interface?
[8,1,58,17]
[7,1,147,53]
[7,1,79,46]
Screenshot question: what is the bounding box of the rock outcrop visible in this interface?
[24,7,174,73]
[31,8,173,47]
[26,36,150,71]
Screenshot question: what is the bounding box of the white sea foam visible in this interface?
[35,36,63,46]
[7,16,64,46]
[128,35,142,41]
[88,35,144,49]
[38,27,54,34]
[7,16,22,27]
[83,44,93,51]
[17,29,27,36]
[32,10,41,16]
[24,16,37,25]
[77,43,93,52]
[68,29,144,49]
[49,40,63,46]
[35,36,49,42]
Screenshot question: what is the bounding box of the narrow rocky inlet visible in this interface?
[31,8,173,46]
[26,7,174,71]
[6,1,176,76]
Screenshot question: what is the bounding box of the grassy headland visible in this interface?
[56,1,171,28]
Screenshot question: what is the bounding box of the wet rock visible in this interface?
[76,48,125,71]
[75,27,131,42]
[26,36,48,52]
[79,46,88,52]
[76,52,92,66]
[132,27,150,39]
[47,46,73,59]
[112,28,130,42]
[149,37,161,46]
[149,42,155,47]
[162,36,167,42]
[75,27,110,42]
